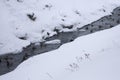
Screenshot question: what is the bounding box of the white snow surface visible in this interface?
[0,24,120,80]
[0,0,120,55]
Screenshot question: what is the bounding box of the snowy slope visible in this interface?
[0,24,120,80]
[0,0,120,55]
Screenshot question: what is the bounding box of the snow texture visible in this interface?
[0,0,120,55]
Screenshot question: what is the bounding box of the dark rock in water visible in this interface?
[0,6,120,76]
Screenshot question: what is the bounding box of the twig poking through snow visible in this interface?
[27,13,36,21]
[46,73,54,80]
[84,53,91,60]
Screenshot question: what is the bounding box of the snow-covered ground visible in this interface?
[0,24,120,80]
[0,0,120,55]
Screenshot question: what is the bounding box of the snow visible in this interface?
[45,39,61,44]
[0,0,120,55]
[0,24,120,80]
[0,1,30,54]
